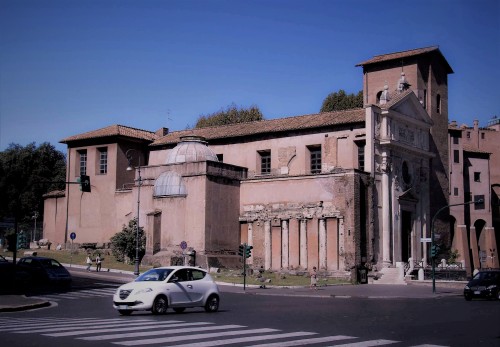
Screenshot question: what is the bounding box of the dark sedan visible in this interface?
[464,270,500,301]
[17,256,72,288]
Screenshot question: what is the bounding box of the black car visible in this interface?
[464,270,500,301]
[17,256,72,288]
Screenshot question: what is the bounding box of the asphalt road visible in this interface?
[0,273,499,347]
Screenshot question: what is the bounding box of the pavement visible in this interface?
[0,264,466,313]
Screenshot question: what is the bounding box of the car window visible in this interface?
[137,268,173,282]
[191,269,206,281]
[170,269,189,282]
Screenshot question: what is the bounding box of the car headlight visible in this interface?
[134,288,153,295]
[464,285,470,290]
[486,285,497,290]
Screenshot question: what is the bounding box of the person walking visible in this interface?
[310,266,318,290]
[95,254,102,272]
[86,255,92,272]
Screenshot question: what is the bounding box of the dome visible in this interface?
[166,136,218,164]
[153,171,187,197]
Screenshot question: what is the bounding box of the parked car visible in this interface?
[17,256,72,288]
[113,266,220,315]
[464,270,500,301]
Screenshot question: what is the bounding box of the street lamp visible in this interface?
[126,149,142,276]
[431,199,483,293]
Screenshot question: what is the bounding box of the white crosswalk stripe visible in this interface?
[0,317,450,347]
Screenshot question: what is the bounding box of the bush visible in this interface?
[110,219,145,263]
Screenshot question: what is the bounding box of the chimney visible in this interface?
[156,127,169,137]
[450,120,457,127]
[473,120,479,131]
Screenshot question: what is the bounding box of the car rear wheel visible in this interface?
[204,294,219,313]
[152,295,168,315]
[173,307,186,313]
[118,310,133,316]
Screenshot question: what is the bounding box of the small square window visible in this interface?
[453,136,459,145]
[98,147,108,174]
[474,195,485,210]
[466,132,471,138]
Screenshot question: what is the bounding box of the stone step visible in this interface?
[373,267,407,285]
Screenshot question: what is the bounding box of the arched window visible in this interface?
[376,90,383,104]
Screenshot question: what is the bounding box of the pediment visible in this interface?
[388,91,433,127]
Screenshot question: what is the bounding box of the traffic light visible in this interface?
[430,245,440,258]
[80,175,91,192]
[245,245,253,258]
[238,244,245,257]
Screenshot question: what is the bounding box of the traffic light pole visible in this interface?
[431,199,481,294]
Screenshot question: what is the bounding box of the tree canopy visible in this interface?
[0,142,66,226]
[320,90,363,112]
[194,103,264,128]
[110,219,146,263]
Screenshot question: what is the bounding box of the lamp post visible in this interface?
[126,149,142,276]
[431,199,483,293]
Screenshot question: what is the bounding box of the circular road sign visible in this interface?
[70,232,76,240]
[180,241,187,250]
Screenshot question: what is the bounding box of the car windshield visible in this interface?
[136,268,174,282]
[473,271,500,281]
[39,259,63,268]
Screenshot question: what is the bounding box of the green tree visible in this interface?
[320,89,363,112]
[195,103,264,128]
[110,219,146,263]
[0,142,66,226]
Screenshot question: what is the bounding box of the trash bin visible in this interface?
[357,266,368,284]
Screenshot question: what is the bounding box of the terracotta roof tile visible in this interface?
[356,46,453,73]
[61,124,157,144]
[151,108,365,147]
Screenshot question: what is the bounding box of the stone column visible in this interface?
[381,154,392,265]
[319,219,327,270]
[469,226,480,271]
[281,220,289,269]
[300,219,308,269]
[264,220,271,270]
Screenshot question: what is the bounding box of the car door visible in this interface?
[167,269,192,305]
[186,269,211,304]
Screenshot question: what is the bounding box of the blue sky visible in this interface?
[1,0,499,153]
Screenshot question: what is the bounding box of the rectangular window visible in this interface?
[308,145,322,174]
[466,132,471,138]
[78,150,87,176]
[481,133,485,139]
[474,195,485,210]
[453,150,459,163]
[474,172,481,182]
[356,141,366,171]
[259,150,271,175]
[453,187,459,196]
[216,154,224,162]
[98,147,108,174]
[453,136,459,145]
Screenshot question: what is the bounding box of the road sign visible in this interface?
[180,241,187,250]
[420,237,431,242]
[70,232,76,240]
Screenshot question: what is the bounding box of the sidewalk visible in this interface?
[0,265,465,312]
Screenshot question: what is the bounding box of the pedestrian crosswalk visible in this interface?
[29,287,117,301]
[0,317,449,347]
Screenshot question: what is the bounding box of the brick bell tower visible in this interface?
[357,46,454,246]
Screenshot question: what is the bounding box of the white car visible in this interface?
[113,266,220,315]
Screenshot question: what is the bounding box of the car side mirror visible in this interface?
[169,276,179,283]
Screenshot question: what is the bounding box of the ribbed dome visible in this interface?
[166,136,218,164]
[153,171,187,197]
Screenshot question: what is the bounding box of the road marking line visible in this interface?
[167,331,318,347]
[247,335,357,346]
[14,319,158,333]
[328,339,399,346]
[77,324,243,340]
[113,328,281,346]
[0,318,128,332]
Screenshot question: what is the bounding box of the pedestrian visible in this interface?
[86,255,92,272]
[310,266,318,290]
[95,254,102,272]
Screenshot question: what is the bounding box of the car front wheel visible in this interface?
[152,295,168,315]
[204,294,219,313]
